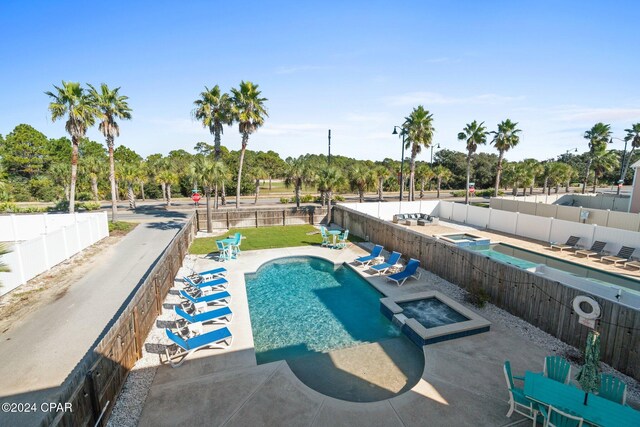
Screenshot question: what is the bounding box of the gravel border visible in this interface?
[108,254,639,425]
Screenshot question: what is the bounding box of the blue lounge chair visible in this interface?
[164,327,233,367]
[386,259,421,286]
[354,245,384,266]
[503,361,539,426]
[179,289,231,308]
[183,276,228,292]
[370,251,402,275]
[197,267,227,279]
[175,305,233,326]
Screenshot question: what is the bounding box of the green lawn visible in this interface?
[189,224,363,255]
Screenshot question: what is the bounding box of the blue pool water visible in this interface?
[399,298,469,329]
[246,256,400,364]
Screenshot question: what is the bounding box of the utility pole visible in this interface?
[328,129,331,166]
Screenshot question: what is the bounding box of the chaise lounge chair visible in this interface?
[354,245,384,266]
[386,258,421,286]
[196,267,227,279]
[600,246,636,265]
[183,276,228,293]
[624,259,640,270]
[179,290,231,310]
[550,236,580,252]
[164,326,233,367]
[175,305,233,327]
[574,241,607,259]
[369,251,402,275]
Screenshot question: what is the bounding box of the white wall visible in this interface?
[0,212,109,295]
[0,212,107,242]
[337,200,439,221]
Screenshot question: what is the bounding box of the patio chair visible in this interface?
[598,373,627,405]
[319,226,330,247]
[230,232,242,256]
[538,405,583,427]
[179,289,231,311]
[216,240,232,261]
[543,356,571,384]
[386,258,421,286]
[164,326,233,367]
[174,305,233,327]
[550,236,581,252]
[600,246,636,265]
[336,230,349,249]
[574,241,607,259]
[354,245,384,266]
[183,275,228,292]
[369,251,402,275]
[503,361,539,427]
[624,259,640,270]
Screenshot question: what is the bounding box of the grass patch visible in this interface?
[108,221,137,236]
[189,224,364,255]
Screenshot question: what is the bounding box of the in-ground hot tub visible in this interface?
[438,233,490,247]
[381,291,491,346]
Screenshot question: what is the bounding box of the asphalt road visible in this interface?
[0,210,187,426]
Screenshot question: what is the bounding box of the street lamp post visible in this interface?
[392,126,406,202]
[430,143,441,167]
[610,137,628,195]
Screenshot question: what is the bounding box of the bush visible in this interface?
[300,194,315,203]
[465,287,490,308]
[76,192,93,201]
[51,200,69,212]
[0,202,18,213]
[449,189,504,198]
[333,194,345,202]
[279,197,289,204]
[80,201,101,211]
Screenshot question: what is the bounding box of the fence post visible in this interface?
[514,212,520,235]
[255,211,259,228]
[547,218,554,242]
[43,212,48,234]
[133,307,142,359]
[41,234,50,269]
[226,211,230,229]
[13,243,27,284]
[591,224,597,245]
[10,214,19,241]
[283,210,286,226]
[605,209,611,227]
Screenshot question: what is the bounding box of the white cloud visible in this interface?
[386,91,524,107]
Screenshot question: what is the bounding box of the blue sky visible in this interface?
[1,1,638,162]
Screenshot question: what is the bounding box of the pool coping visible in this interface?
[380,291,491,345]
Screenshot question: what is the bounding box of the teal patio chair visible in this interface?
[336,230,349,249]
[599,373,627,405]
[544,356,571,384]
[230,232,242,257]
[319,226,330,247]
[503,361,539,426]
[216,240,231,261]
[539,405,583,427]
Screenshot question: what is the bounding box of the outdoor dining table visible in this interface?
[524,371,640,427]
[327,229,342,246]
[219,237,237,259]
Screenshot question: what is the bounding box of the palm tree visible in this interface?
[193,85,232,204]
[620,123,640,182]
[249,166,269,205]
[582,122,612,193]
[284,157,312,208]
[87,83,132,221]
[136,160,148,200]
[230,81,268,209]
[317,167,344,224]
[522,159,543,195]
[491,119,521,196]
[48,162,71,201]
[591,149,619,192]
[118,162,139,209]
[374,166,391,201]
[414,164,434,199]
[432,165,452,198]
[81,155,104,202]
[348,165,374,202]
[193,157,230,231]
[46,81,98,213]
[156,161,179,206]
[458,120,487,204]
[402,106,435,201]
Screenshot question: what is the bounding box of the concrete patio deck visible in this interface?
[135,242,590,427]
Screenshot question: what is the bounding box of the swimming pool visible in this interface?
[438,233,490,247]
[245,256,400,364]
[469,243,640,293]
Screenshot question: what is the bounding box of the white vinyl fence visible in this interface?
[336,200,440,221]
[0,212,109,295]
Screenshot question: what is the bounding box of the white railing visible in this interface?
[0,212,109,295]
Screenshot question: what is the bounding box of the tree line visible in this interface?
[1,88,639,221]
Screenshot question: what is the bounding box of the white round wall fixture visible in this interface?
[572,295,601,320]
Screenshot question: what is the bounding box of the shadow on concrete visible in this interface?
[144,221,185,230]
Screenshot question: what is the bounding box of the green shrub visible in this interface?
[465,287,490,308]
[279,197,289,204]
[300,194,314,203]
[333,194,345,202]
[80,201,101,211]
[76,192,93,201]
[0,202,18,213]
[51,200,69,212]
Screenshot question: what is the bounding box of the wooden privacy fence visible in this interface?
[43,214,197,427]
[333,205,640,381]
[195,206,328,230]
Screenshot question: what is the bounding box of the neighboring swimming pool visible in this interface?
[245,256,400,364]
[469,243,640,293]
